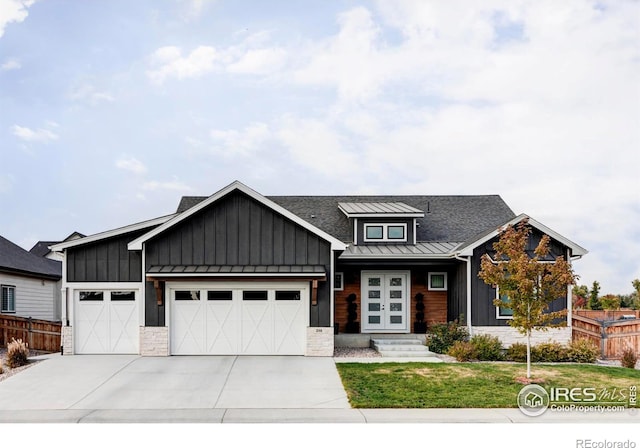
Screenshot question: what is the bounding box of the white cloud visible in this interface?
[227,47,287,75]
[147,45,220,84]
[115,157,147,174]
[69,84,115,105]
[142,179,193,192]
[210,122,271,156]
[1,58,20,70]
[0,0,34,38]
[12,124,58,143]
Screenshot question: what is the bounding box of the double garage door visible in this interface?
[170,282,309,355]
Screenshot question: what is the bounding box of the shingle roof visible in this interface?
[29,232,85,257]
[0,236,62,279]
[177,194,516,243]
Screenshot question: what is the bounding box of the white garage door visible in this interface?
[75,290,139,354]
[170,282,309,355]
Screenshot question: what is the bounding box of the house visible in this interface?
[30,232,85,262]
[50,181,587,356]
[0,235,62,321]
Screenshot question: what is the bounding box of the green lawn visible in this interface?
[335,362,640,408]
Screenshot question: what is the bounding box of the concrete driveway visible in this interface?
[0,354,350,422]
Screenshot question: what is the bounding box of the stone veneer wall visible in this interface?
[306,327,334,356]
[62,326,73,355]
[472,326,572,347]
[140,326,169,356]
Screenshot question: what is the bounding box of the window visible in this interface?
[334,272,344,291]
[428,273,448,291]
[275,291,300,301]
[175,290,200,301]
[363,223,407,242]
[496,288,513,319]
[243,291,268,301]
[1,285,15,313]
[208,291,232,301]
[79,291,104,301]
[111,291,135,301]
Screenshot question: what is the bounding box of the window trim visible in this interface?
[495,287,514,320]
[363,223,408,242]
[428,272,448,291]
[1,284,16,313]
[334,272,344,291]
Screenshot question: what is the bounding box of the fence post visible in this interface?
[28,317,33,349]
[600,321,608,359]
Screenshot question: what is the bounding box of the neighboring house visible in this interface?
[50,181,587,356]
[30,232,85,262]
[0,235,62,321]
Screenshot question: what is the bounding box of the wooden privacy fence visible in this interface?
[574,310,640,321]
[0,314,61,353]
[572,314,640,359]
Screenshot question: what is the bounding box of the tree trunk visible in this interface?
[527,330,532,379]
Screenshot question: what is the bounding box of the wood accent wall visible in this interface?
[334,267,448,333]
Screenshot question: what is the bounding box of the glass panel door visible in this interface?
[362,272,408,332]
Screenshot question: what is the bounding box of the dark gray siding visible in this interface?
[67,230,146,282]
[144,190,332,327]
[448,260,467,322]
[471,229,569,326]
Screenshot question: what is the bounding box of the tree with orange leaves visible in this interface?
[479,219,577,378]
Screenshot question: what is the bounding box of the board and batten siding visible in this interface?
[66,230,146,283]
[471,229,569,326]
[1,273,61,321]
[448,260,467,322]
[144,190,332,327]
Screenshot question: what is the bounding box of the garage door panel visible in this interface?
[110,302,138,353]
[205,302,239,354]
[241,301,273,354]
[172,302,206,354]
[273,301,306,355]
[77,303,109,353]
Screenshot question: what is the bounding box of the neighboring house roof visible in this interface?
[0,235,62,280]
[129,181,348,251]
[30,232,86,257]
[455,213,588,257]
[178,194,516,243]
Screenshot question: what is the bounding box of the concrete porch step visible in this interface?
[371,338,436,358]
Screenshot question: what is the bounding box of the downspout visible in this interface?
[454,253,473,337]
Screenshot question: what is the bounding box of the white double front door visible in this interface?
[361,271,409,332]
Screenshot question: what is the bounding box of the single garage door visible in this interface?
[75,290,140,354]
[170,282,309,355]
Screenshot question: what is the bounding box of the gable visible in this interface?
[145,190,331,268]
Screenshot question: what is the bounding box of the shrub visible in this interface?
[620,347,638,369]
[532,342,569,362]
[448,341,476,362]
[506,342,527,362]
[567,339,599,363]
[469,334,504,361]
[427,321,469,354]
[6,338,29,369]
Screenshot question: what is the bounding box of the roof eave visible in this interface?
[51,214,177,252]
[455,214,588,257]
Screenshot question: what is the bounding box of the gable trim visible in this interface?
[50,214,177,252]
[127,181,348,251]
[455,214,588,257]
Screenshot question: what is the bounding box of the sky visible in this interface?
[0,0,638,294]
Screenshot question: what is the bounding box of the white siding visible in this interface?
[0,273,59,321]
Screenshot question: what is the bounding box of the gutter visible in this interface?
[454,253,473,336]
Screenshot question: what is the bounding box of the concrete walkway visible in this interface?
[0,354,638,423]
